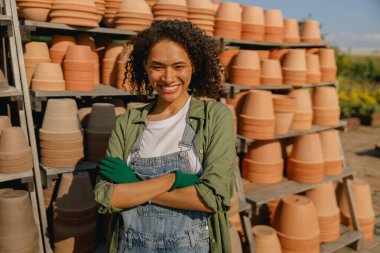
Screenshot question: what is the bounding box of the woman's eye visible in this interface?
[175,65,185,70]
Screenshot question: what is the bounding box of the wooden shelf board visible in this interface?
[238,121,347,143]
[0,170,33,183]
[40,160,97,177]
[239,200,251,213]
[21,20,137,36]
[225,82,336,93]
[320,225,362,253]
[30,84,131,98]
[0,85,22,97]
[221,37,328,48]
[244,168,354,207]
[0,15,12,25]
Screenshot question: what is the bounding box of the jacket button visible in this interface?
[199,149,203,154]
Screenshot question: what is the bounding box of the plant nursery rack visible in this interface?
[0,170,33,183]
[30,84,132,111]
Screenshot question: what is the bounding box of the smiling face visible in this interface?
[145,39,193,106]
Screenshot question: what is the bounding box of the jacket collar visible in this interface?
[132,96,205,124]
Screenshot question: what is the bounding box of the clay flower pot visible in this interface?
[306,182,340,242]
[260,59,283,86]
[230,50,260,86]
[214,2,241,39]
[50,35,76,64]
[0,116,12,135]
[219,49,239,69]
[0,127,31,157]
[245,140,282,163]
[242,6,264,25]
[0,190,38,251]
[215,1,241,22]
[118,0,152,14]
[306,54,321,84]
[272,94,296,135]
[18,0,53,22]
[282,49,307,86]
[319,130,343,176]
[86,103,116,134]
[287,133,325,183]
[31,63,65,91]
[273,195,320,253]
[252,225,282,253]
[283,18,300,43]
[319,48,337,82]
[64,45,93,62]
[289,89,313,130]
[312,87,340,126]
[264,9,283,42]
[301,20,321,43]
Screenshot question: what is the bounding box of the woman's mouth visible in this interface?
[161,85,179,94]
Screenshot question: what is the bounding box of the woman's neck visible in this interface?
[148,94,190,121]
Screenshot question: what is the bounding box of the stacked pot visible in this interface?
[264,9,283,42]
[252,225,282,253]
[242,141,283,184]
[260,59,282,86]
[102,43,123,86]
[289,89,313,130]
[312,87,340,126]
[319,130,343,176]
[152,0,188,21]
[49,35,76,65]
[219,49,239,70]
[301,20,321,43]
[272,94,296,135]
[103,0,123,27]
[238,90,275,140]
[0,190,39,252]
[23,41,51,87]
[39,99,84,168]
[0,70,9,90]
[306,182,340,243]
[273,195,320,253]
[77,34,100,85]
[53,172,97,253]
[214,2,242,40]
[187,0,216,36]
[95,0,106,22]
[0,116,11,134]
[49,0,99,27]
[86,103,116,162]
[230,50,260,86]
[115,0,153,31]
[241,6,265,41]
[338,179,375,243]
[0,127,33,174]
[16,0,53,22]
[319,48,337,82]
[287,133,325,183]
[31,63,65,91]
[306,53,322,84]
[283,19,300,43]
[282,49,307,86]
[63,45,95,91]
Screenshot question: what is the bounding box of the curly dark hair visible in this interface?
[124,19,224,99]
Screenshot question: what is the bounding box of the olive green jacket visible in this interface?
[94,96,236,253]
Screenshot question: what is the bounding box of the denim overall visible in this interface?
[118,123,210,253]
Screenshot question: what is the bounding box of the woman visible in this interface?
[94,20,236,253]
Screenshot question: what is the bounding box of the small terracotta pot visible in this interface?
[241,6,264,25]
[283,18,300,43]
[289,133,324,162]
[0,127,31,156]
[312,86,339,107]
[240,90,274,119]
[319,130,343,175]
[301,20,321,43]
[18,3,52,22]
[252,225,282,253]
[289,89,313,112]
[232,50,260,69]
[245,140,282,163]
[264,9,283,27]
[242,158,283,184]
[282,49,307,71]
[0,116,12,135]
[86,103,116,134]
[260,59,283,85]
[215,2,241,22]
[64,45,93,62]
[118,0,152,14]
[50,35,76,64]
[319,49,337,82]
[24,41,50,59]
[272,94,296,134]
[306,54,321,84]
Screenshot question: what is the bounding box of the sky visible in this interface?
[232,0,380,55]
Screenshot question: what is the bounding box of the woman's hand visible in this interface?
[97,156,141,184]
[169,171,199,191]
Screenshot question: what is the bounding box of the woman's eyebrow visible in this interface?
[150,60,188,65]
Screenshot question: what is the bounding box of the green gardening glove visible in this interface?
[97,156,141,184]
[169,170,199,191]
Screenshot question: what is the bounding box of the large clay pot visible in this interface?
[306,182,340,243]
[273,195,320,253]
[31,63,65,91]
[252,225,282,253]
[319,130,343,176]
[301,20,321,43]
[230,50,260,86]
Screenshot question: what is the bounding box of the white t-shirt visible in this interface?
[127,97,202,173]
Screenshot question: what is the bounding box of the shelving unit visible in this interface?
[6,3,364,253]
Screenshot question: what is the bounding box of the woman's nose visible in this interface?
[162,67,175,84]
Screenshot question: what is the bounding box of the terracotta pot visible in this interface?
[319,48,337,68]
[214,20,242,39]
[86,103,116,134]
[283,19,300,43]
[32,62,64,81]
[219,49,239,69]
[260,59,282,86]
[0,190,38,251]
[245,140,282,162]
[50,16,99,27]
[0,116,12,135]
[215,2,241,22]
[319,130,343,175]
[282,49,306,71]
[273,195,320,251]
[289,89,312,112]
[264,9,283,27]
[312,86,339,107]
[252,225,282,253]
[103,43,124,60]
[241,6,264,25]
[40,139,83,150]
[18,4,51,22]
[0,127,31,157]
[301,20,321,43]
[272,94,296,135]
[23,41,50,59]
[274,112,295,135]
[289,133,324,163]
[242,158,283,184]
[117,0,152,14]
[306,54,321,84]
[62,60,93,72]
[50,35,76,64]
[240,90,274,119]
[64,45,93,62]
